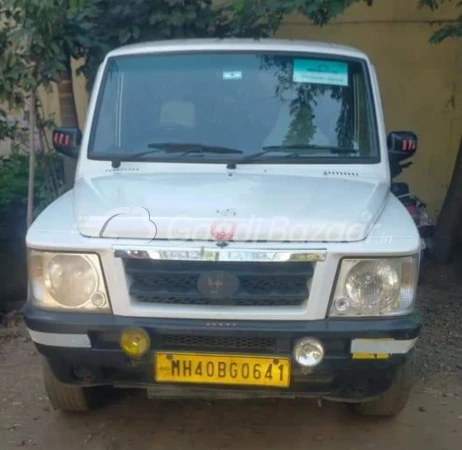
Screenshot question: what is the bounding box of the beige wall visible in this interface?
[37,58,89,135]
[47,0,461,218]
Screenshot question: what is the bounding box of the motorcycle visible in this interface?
[388,132,434,261]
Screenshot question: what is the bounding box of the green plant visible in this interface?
[0,151,64,220]
[0,0,93,222]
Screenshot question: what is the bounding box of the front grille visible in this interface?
[159,335,278,352]
[133,294,306,307]
[124,260,313,307]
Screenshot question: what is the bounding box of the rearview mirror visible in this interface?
[387,131,418,158]
[52,127,81,158]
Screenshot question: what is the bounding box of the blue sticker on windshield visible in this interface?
[293,59,348,86]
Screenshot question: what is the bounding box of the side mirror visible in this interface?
[387,131,418,158]
[52,127,82,158]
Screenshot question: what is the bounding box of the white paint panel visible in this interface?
[351,338,418,354]
[28,329,91,348]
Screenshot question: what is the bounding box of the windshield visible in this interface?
[89,52,378,164]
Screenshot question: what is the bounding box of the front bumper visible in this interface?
[23,305,421,402]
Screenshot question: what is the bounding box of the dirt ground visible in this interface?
[1,265,461,450]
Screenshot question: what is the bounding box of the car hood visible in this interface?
[74,171,389,243]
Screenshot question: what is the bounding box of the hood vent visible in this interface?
[323,170,359,177]
[105,167,140,173]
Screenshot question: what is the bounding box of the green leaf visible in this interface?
[171,12,185,26]
[118,29,131,44]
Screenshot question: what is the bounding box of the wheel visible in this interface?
[42,359,99,413]
[351,351,416,417]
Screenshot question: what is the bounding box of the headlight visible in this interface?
[329,256,418,317]
[28,250,110,312]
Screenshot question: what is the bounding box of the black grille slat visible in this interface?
[131,274,198,290]
[125,266,312,277]
[240,275,307,294]
[160,335,277,352]
[124,259,313,307]
[125,260,313,278]
[130,285,306,301]
[135,295,304,307]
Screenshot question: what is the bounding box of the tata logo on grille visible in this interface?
[197,271,239,299]
[210,220,236,242]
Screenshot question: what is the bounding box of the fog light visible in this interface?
[120,328,150,358]
[294,338,324,367]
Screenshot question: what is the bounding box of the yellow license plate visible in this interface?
[155,352,291,388]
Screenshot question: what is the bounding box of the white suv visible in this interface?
[24,39,421,417]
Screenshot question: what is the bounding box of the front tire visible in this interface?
[42,360,99,412]
[352,352,416,417]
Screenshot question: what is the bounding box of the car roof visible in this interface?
[107,38,369,60]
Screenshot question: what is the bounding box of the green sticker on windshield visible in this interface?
[293,59,348,86]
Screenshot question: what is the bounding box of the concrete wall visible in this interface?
[44,0,461,218]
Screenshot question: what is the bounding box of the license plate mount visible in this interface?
[155,352,291,388]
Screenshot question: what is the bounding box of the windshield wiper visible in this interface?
[262,145,358,154]
[110,143,243,168]
[147,142,243,155]
[230,144,358,167]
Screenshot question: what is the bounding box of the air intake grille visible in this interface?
[124,260,313,307]
[160,335,278,352]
